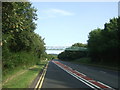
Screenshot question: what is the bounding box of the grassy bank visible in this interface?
[3,60,48,88]
[3,51,41,75]
[70,57,119,71]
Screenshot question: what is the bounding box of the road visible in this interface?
[41,59,119,89]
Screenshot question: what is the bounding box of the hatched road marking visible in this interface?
[52,61,115,90]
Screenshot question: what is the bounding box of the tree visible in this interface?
[87,17,119,64]
[72,43,87,47]
[87,28,103,62]
[58,43,88,60]
[2,2,38,52]
[2,2,46,73]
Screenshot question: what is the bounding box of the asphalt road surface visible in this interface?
[41,59,119,89]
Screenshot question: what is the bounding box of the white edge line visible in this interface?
[58,64,100,89]
[75,70,86,76]
[53,61,115,90]
[97,81,114,89]
[65,69,98,89]
[53,62,97,89]
[53,62,100,88]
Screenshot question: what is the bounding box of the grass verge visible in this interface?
[3,60,48,88]
[70,57,119,71]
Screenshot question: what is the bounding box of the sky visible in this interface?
[31,2,118,54]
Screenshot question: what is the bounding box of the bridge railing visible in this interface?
[45,46,70,50]
[65,46,87,51]
[45,46,87,51]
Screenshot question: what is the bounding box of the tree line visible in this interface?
[87,17,119,64]
[58,43,88,60]
[2,2,46,75]
[58,17,120,65]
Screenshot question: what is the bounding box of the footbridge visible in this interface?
[45,46,87,51]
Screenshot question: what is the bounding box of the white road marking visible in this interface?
[75,70,86,76]
[52,61,114,90]
[97,81,115,90]
[53,62,97,89]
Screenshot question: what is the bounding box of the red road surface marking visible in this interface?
[52,61,113,89]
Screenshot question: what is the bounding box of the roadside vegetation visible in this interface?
[58,17,120,70]
[71,57,118,70]
[3,60,47,88]
[2,2,54,88]
[2,1,120,88]
[58,43,88,60]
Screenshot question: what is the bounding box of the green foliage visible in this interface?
[46,54,57,60]
[58,43,88,60]
[3,61,47,88]
[88,17,119,64]
[72,43,87,47]
[2,2,46,75]
[2,2,37,34]
[58,17,119,66]
[3,51,40,75]
[58,50,87,60]
[72,57,91,64]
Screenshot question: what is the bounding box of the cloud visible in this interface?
[39,8,75,19]
[49,9,75,16]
